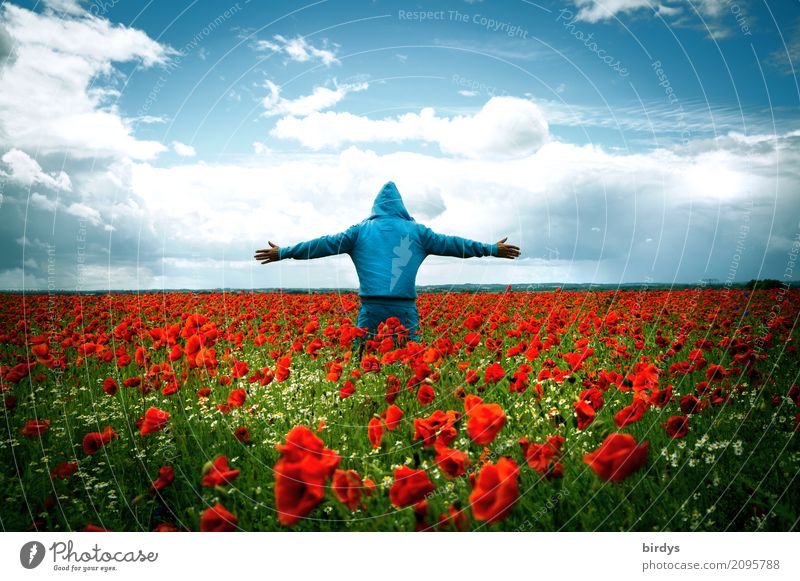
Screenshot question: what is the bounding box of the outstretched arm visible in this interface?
[420,226,520,259]
[255,225,359,264]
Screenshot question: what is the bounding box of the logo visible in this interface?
[390,235,412,291]
[20,541,46,569]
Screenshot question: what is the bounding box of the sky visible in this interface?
[0,0,799,291]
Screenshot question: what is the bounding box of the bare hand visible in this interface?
[496,237,520,259]
[254,241,280,264]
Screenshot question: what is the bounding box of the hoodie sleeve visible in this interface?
[279,224,360,260]
[419,225,498,258]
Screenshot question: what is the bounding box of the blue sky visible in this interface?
[1,0,799,290]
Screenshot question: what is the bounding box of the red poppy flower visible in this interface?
[200,503,237,531]
[465,396,506,445]
[413,409,461,448]
[417,383,435,405]
[234,425,251,443]
[102,377,118,396]
[20,419,51,438]
[230,359,249,379]
[227,388,246,408]
[650,384,673,407]
[384,405,403,430]
[679,394,707,415]
[82,426,118,455]
[519,434,564,477]
[389,466,435,508]
[332,469,363,511]
[583,433,649,483]
[275,355,291,382]
[340,379,355,399]
[153,522,180,532]
[614,398,649,428]
[484,362,505,384]
[435,446,470,479]
[385,375,401,403]
[274,454,330,525]
[274,426,340,526]
[574,400,596,430]
[201,456,240,487]
[140,407,170,435]
[663,415,690,439]
[50,461,78,480]
[149,466,175,493]
[368,417,384,449]
[470,457,519,523]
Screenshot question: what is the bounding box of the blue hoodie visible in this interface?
[278,182,498,299]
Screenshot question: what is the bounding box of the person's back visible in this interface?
[255,181,520,341]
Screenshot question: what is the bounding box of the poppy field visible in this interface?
[1,288,799,532]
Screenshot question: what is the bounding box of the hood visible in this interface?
[368,181,414,221]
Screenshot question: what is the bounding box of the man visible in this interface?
[254,181,520,342]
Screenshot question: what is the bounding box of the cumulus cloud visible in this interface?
[31,192,59,211]
[4,125,798,290]
[0,3,172,159]
[262,80,368,117]
[65,202,101,224]
[172,141,197,157]
[1,149,72,190]
[75,125,793,290]
[254,34,339,67]
[271,96,551,159]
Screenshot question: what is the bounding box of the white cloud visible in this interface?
[7,124,799,289]
[31,192,59,211]
[41,0,86,15]
[271,96,551,159]
[1,149,72,190]
[133,115,168,125]
[254,34,339,67]
[262,80,368,117]
[65,201,101,224]
[252,141,272,155]
[458,90,478,97]
[0,3,171,159]
[172,141,197,157]
[0,267,47,290]
[573,0,730,23]
[572,0,654,22]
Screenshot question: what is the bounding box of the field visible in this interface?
[1,288,798,532]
